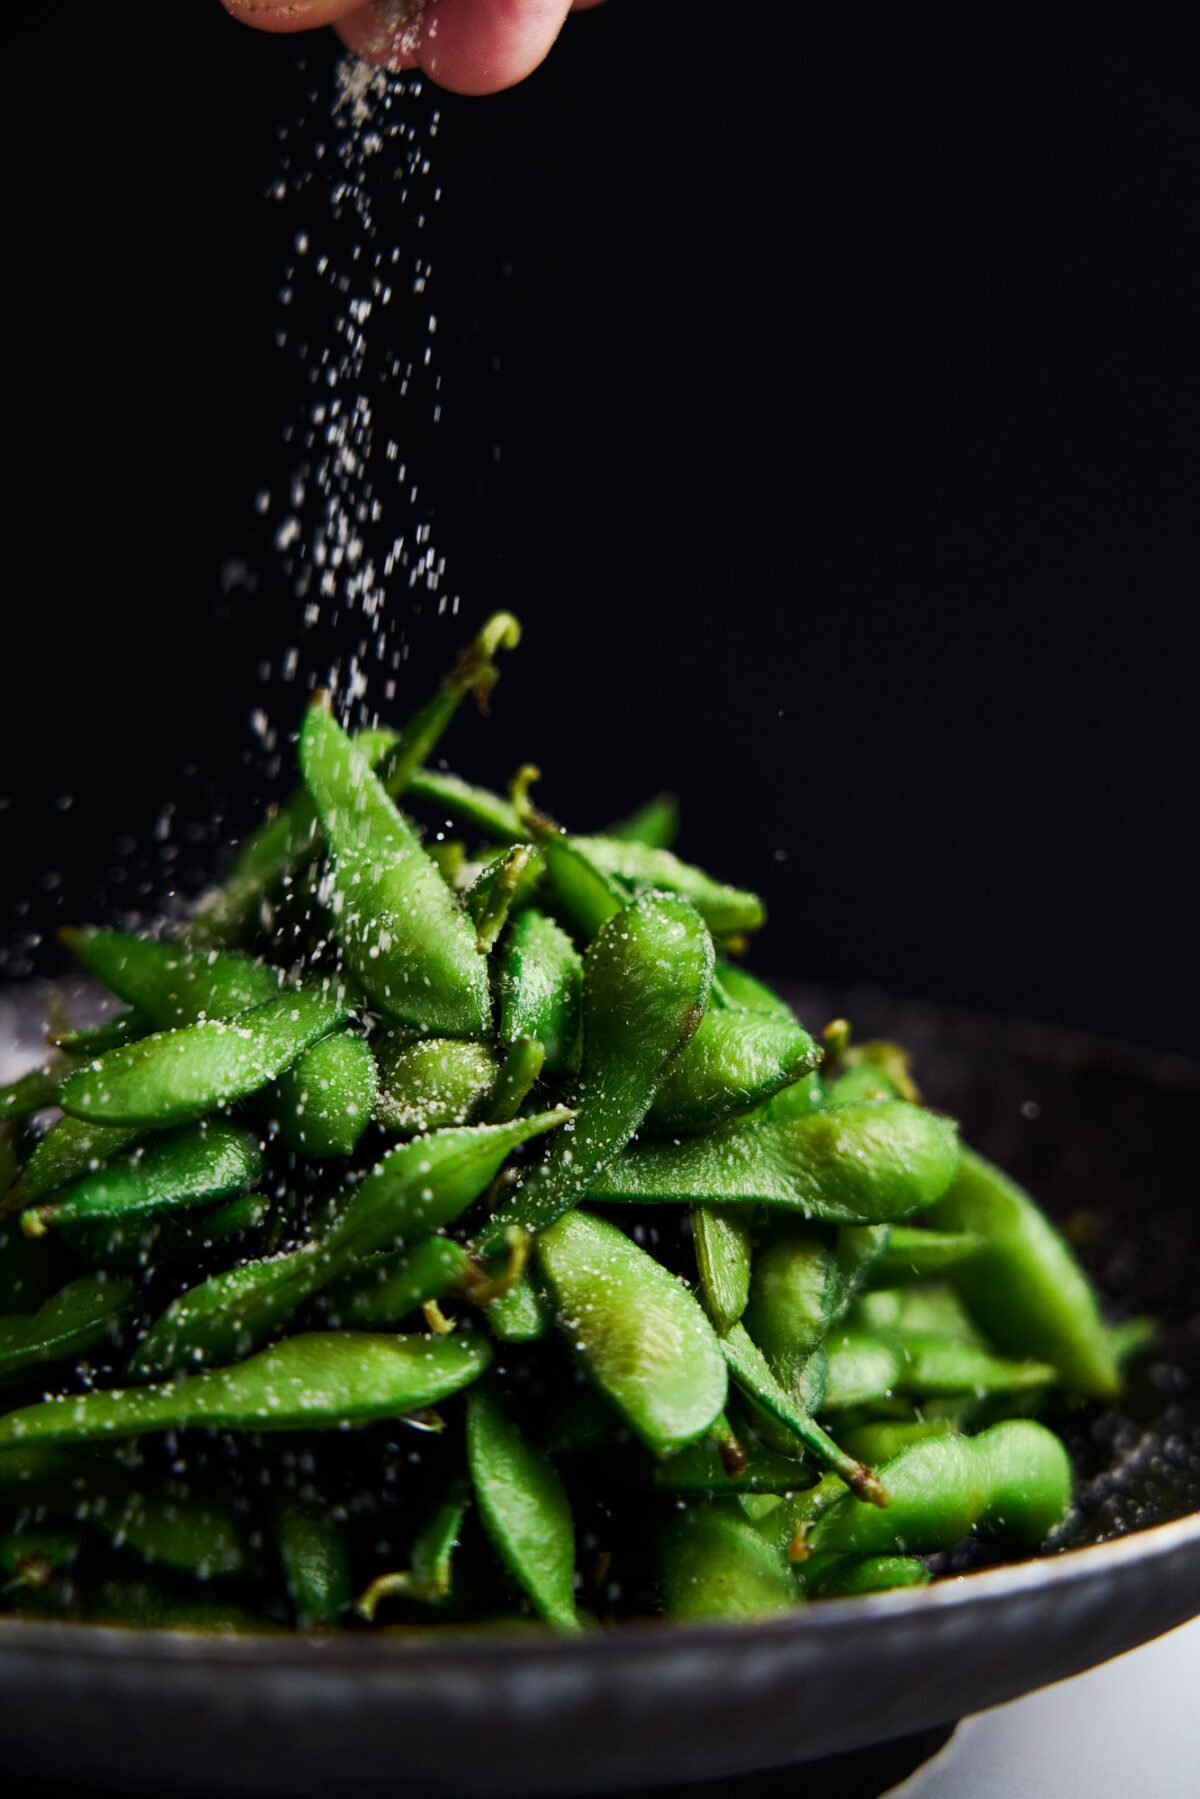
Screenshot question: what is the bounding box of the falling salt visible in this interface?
[260,56,457,733]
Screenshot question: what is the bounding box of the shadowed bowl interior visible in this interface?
[0,989,1197,1797]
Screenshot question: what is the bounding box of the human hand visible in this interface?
[219,2,608,97]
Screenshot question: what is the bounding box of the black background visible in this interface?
[3,1,1198,1054]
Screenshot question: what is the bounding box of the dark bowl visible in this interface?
[1,991,1198,1797]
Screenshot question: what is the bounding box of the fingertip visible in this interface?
[221,1,369,34]
[334,0,576,97]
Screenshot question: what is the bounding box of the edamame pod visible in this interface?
[797,1553,930,1598]
[588,1101,960,1226]
[51,1011,152,1055]
[571,838,765,938]
[651,1431,816,1497]
[23,1124,263,1232]
[65,1191,265,1272]
[5,1117,144,1209]
[0,1065,66,1124]
[659,1501,795,1620]
[89,1483,247,1579]
[495,908,583,1075]
[646,1005,819,1134]
[868,1225,985,1283]
[276,1501,351,1628]
[483,1037,546,1124]
[467,1385,580,1630]
[326,1236,474,1328]
[133,1112,570,1374]
[299,705,490,1037]
[809,1420,1073,1557]
[691,1205,752,1335]
[821,1330,1058,1411]
[537,1210,727,1457]
[927,1146,1121,1399]
[62,929,282,1027]
[0,1273,136,1375]
[357,1482,470,1615]
[719,1324,883,1503]
[268,1030,378,1158]
[481,893,714,1248]
[374,1037,497,1136]
[607,793,679,850]
[58,988,351,1128]
[0,1331,493,1447]
[485,1271,552,1343]
[464,845,543,953]
[188,616,519,948]
[710,964,796,1020]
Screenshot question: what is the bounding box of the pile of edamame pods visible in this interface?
[0,615,1149,1632]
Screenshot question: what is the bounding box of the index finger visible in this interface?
[220,1,368,32]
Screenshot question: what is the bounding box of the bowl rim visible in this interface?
[2,1505,1198,1667]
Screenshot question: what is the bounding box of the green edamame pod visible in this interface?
[496,908,583,1075]
[659,1501,796,1621]
[720,1324,883,1503]
[358,1483,470,1616]
[0,1064,67,1124]
[743,1224,840,1385]
[483,1038,546,1124]
[646,1006,820,1134]
[852,1282,988,1345]
[868,1225,986,1283]
[0,1273,136,1375]
[485,1271,552,1343]
[838,1417,959,1467]
[4,1117,144,1209]
[1108,1315,1158,1368]
[711,964,796,1020]
[326,1236,474,1328]
[50,1011,152,1055]
[23,1124,263,1233]
[276,1501,352,1628]
[374,612,522,800]
[268,1030,378,1158]
[571,838,765,938]
[797,1553,930,1598]
[404,778,765,937]
[58,988,351,1129]
[691,1205,752,1335]
[481,893,714,1249]
[133,1112,569,1375]
[61,929,282,1027]
[536,828,628,940]
[188,617,519,949]
[607,792,679,850]
[374,1036,498,1135]
[809,1420,1073,1557]
[536,1210,727,1457]
[651,1430,816,1497]
[299,705,490,1037]
[927,1146,1121,1400]
[464,845,543,953]
[88,1482,246,1579]
[821,1330,1058,1412]
[587,1101,960,1227]
[467,1385,580,1631]
[406,767,524,842]
[0,1331,492,1447]
[65,1191,265,1272]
